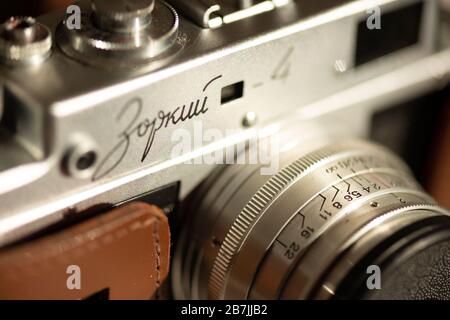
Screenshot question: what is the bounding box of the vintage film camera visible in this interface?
[0,0,449,300]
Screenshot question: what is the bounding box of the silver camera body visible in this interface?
[0,0,449,282]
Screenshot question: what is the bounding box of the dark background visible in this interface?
[0,1,74,21]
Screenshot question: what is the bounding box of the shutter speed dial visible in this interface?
[57,0,182,68]
[91,0,156,33]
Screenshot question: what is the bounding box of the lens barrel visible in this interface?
[173,139,450,300]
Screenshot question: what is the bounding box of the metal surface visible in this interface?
[167,0,291,28]
[91,0,156,33]
[0,0,448,248]
[0,17,52,66]
[167,0,222,28]
[57,0,181,68]
[173,139,449,299]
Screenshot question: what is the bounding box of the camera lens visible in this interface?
[172,139,450,300]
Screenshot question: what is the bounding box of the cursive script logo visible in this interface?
[92,76,222,181]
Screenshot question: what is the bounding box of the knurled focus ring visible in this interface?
[207,141,412,299]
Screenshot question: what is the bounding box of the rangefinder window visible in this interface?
[355,1,424,66]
